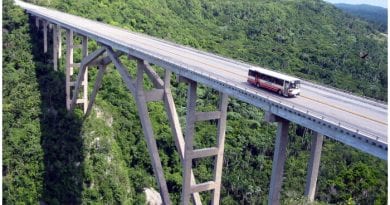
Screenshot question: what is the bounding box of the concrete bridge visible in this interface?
[15,1,387,204]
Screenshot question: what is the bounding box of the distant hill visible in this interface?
[334,3,387,32]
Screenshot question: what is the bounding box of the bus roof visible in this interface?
[249,66,300,82]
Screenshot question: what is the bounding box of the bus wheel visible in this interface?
[278,90,282,96]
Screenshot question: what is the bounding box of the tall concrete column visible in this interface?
[211,93,229,205]
[182,80,197,205]
[35,17,39,28]
[43,21,48,53]
[65,29,73,110]
[58,26,62,59]
[304,132,323,201]
[52,24,58,71]
[134,61,172,205]
[82,36,89,113]
[268,117,289,205]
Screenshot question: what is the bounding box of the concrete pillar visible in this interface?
[182,80,197,205]
[43,21,48,53]
[52,25,58,71]
[82,36,88,113]
[268,118,289,205]
[161,70,202,205]
[58,26,62,59]
[304,132,323,201]
[65,30,73,110]
[35,17,40,28]
[134,61,172,205]
[211,93,229,205]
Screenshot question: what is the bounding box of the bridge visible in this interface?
[15,0,387,204]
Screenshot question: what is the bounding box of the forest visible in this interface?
[334,3,388,32]
[3,0,387,204]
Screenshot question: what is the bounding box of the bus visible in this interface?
[247,67,300,97]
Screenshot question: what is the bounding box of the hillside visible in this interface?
[3,0,388,204]
[334,3,388,32]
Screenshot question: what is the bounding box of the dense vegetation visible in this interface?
[3,0,387,204]
[334,3,388,32]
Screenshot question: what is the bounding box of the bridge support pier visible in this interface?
[58,26,62,59]
[43,20,47,53]
[181,79,229,205]
[35,16,39,28]
[87,47,229,204]
[266,113,290,205]
[52,24,59,71]
[65,29,73,110]
[133,60,172,205]
[304,132,323,201]
[141,63,203,205]
[65,30,90,113]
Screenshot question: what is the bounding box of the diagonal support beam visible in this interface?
[70,47,106,111]
[89,51,123,67]
[142,65,202,205]
[86,64,107,116]
[140,62,164,89]
[80,47,106,68]
[106,47,136,93]
[133,60,172,205]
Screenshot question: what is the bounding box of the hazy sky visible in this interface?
[324,0,388,8]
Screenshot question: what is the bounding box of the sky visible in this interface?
[324,0,388,8]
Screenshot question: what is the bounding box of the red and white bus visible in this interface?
[247,67,300,97]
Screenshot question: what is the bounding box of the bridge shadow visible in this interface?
[28,18,84,204]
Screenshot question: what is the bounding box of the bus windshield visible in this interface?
[289,81,300,89]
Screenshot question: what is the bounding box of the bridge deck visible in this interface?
[15,0,387,159]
